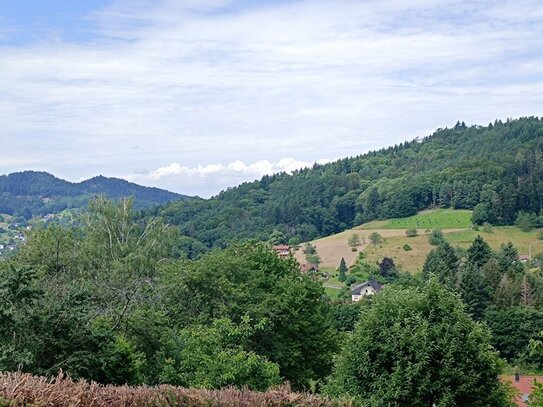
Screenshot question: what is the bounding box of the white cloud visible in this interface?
[126,157,332,197]
[0,0,542,196]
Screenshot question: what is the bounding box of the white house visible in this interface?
[351,280,383,302]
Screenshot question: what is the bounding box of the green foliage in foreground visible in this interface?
[325,280,513,407]
[0,197,337,391]
[158,318,281,391]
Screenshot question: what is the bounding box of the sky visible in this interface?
[0,0,542,197]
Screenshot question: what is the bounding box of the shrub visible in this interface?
[369,232,383,246]
[288,236,301,247]
[348,234,360,248]
[482,222,493,233]
[158,319,281,391]
[516,211,537,232]
[351,247,357,252]
[325,280,513,406]
[538,230,543,241]
[403,244,412,251]
[428,229,445,246]
[0,371,351,407]
[405,229,418,238]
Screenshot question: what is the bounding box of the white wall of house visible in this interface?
[351,286,377,302]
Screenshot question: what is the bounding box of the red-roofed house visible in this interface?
[272,245,291,258]
[503,375,543,406]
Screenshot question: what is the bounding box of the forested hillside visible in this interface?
[155,117,543,247]
[0,171,186,218]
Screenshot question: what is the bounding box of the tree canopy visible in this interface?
[325,280,512,406]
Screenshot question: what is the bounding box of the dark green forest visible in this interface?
[153,117,543,248]
[0,171,186,219]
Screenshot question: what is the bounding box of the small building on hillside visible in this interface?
[351,280,382,302]
[519,255,531,263]
[300,263,319,273]
[272,245,291,258]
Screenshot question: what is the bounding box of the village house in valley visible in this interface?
[272,244,291,258]
[351,280,382,302]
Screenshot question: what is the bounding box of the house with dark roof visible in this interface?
[351,280,382,302]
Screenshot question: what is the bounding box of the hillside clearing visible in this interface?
[359,209,473,230]
[296,209,542,273]
[293,228,412,269]
[357,227,542,273]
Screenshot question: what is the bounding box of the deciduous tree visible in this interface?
[325,280,512,406]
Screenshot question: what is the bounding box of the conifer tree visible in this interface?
[497,242,524,277]
[338,257,347,282]
[423,241,459,289]
[494,274,518,308]
[460,265,491,320]
[467,235,492,269]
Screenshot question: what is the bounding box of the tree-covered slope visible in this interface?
[155,117,543,247]
[0,171,187,218]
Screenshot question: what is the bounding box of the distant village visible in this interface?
[0,219,26,258]
[0,213,57,258]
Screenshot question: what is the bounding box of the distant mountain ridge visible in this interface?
[0,171,188,218]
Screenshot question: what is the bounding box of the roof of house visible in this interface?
[503,375,543,406]
[351,280,382,295]
[519,255,531,261]
[272,245,290,251]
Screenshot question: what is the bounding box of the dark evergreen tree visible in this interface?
[485,306,543,361]
[496,241,524,277]
[423,241,459,289]
[338,257,347,282]
[466,235,492,269]
[379,257,396,278]
[482,259,503,292]
[460,265,492,320]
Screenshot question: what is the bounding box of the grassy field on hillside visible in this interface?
[363,227,543,273]
[297,209,542,273]
[293,228,409,269]
[360,209,472,230]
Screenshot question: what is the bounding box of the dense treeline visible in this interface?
[0,171,185,219]
[154,117,543,247]
[423,235,543,368]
